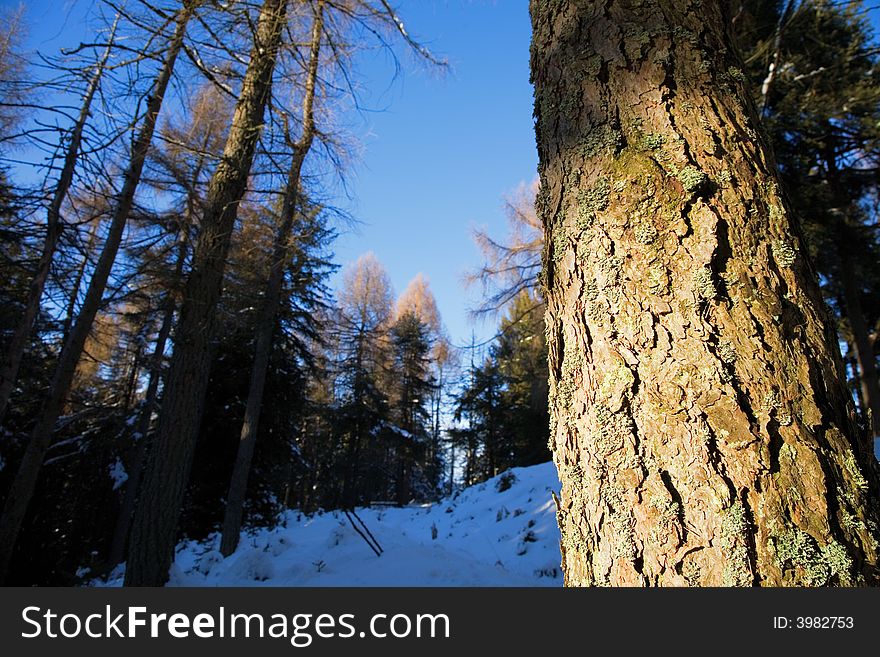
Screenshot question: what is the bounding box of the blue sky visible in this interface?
[329,1,537,349]
[8,0,536,351]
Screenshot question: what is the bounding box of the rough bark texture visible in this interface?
[125,0,287,586]
[0,21,117,423]
[0,7,192,584]
[530,0,880,586]
[219,0,324,558]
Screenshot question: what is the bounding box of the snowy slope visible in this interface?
[95,461,563,587]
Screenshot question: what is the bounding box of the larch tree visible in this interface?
[530,0,880,585]
[125,0,289,586]
[0,17,119,423]
[335,252,395,506]
[0,2,197,583]
[0,4,28,146]
[106,82,233,569]
[395,274,446,493]
[219,0,325,557]
[469,178,544,316]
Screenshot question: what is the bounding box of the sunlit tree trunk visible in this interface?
[530,0,880,586]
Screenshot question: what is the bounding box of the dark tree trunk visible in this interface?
[0,19,117,423]
[106,238,186,569]
[60,220,100,346]
[530,0,880,586]
[840,239,880,440]
[0,6,193,584]
[125,0,288,586]
[219,0,324,557]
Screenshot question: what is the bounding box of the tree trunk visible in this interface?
[219,0,323,557]
[60,219,101,346]
[530,0,880,586]
[839,238,880,440]
[0,18,118,423]
[0,6,193,584]
[125,0,288,586]
[106,238,186,569]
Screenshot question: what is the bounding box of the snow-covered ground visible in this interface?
[94,461,563,587]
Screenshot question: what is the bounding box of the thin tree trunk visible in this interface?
[125,0,288,586]
[61,218,101,346]
[0,19,118,423]
[531,0,879,586]
[122,342,142,410]
[106,236,186,569]
[107,100,214,569]
[759,0,797,115]
[840,240,880,439]
[0,5,193,584]
[219,0,323,557]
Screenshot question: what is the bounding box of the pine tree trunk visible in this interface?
[0,20,118,423]
[0,7,192,584]
[530,0,880,586]
[125,0,288,586]
[219,0,324,557]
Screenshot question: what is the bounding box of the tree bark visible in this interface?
[219,0,324,557]
[125,0,288,586]
[0,18,118,423]
[530,0,880,586]
[0,5,193,584]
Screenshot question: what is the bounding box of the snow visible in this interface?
[93,461,563,587]
[108,458,128,491]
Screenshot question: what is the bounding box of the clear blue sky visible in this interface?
[330,1,537,350]
[8,0,537,351]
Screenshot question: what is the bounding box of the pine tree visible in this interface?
[494,290,550,467]
[453,357,507,484]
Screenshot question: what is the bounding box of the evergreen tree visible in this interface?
[453,357,507,484]
[334,252,394,506]
[388,310,436,503]
[494,290,550,467]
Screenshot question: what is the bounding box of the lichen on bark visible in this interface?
[531,0,880,586]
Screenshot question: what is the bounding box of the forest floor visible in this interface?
[93,461,564,587]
